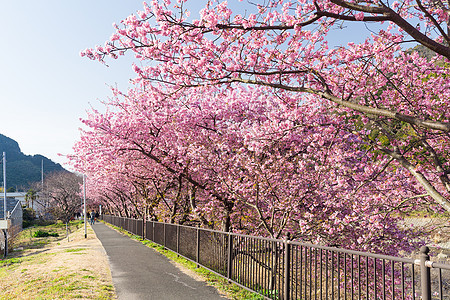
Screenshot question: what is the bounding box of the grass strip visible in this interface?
[1,221,115,300]
[104,221,264,300]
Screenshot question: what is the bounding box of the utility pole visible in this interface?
[3,152,6,220]
[3,152,8,257]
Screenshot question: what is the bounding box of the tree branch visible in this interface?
[229,77,450,132]
[381,147,450,213]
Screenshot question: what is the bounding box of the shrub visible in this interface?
[32,230,59,238]
[22,207,36,228]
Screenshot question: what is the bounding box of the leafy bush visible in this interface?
[32,230,59,238]
[22,207,36,228]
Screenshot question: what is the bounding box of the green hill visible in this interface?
[0,134,65,190]
[406,44,440,60]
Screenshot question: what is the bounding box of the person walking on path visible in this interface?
[90,211,95,225]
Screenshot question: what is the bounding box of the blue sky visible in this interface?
[0,0,390,168]
[0,0,147,167]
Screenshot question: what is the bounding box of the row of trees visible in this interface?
[71,0,449,255]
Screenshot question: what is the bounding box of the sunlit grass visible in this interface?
[0,221,115,300]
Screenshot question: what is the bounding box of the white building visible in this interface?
[5,192,47,217]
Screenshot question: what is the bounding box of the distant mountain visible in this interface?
[406,44,439,60]
[0,134,65,190]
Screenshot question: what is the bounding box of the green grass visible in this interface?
[97,284,115,300]
[33,230,59,238]
[1,221,115,300]
[401,210,450,218]
[64,248,86,253]
[9,220,84,251]
[106,222,263,300]
[0,257,23,267]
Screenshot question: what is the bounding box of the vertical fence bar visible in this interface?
[309,246,312,299]
[326,250,329,299]
[320,249,323,300]
[412,263,415,300]
[284,240,291,300]
[337,252,340,300]
[420,246,431,300]
[251,237,255,291]
[382,259,386,300]
[306,247,309,300]
[196,226,200,268]
[344,253,347,300]
[315,248,317,300]
[299,246,303,299]
[152,221,155,242]
[351,254,354,300]
[262,239,266,295]
[254,238,257,292]
[276,241,280,300]
[234,236,238,283]
[227,233,233,280]
[243,236,245,284]
[245,238,249,289]
[401,262,405,300]
[391,260,394,300]
[238,236,242,285]
[331,251,334,300]
[295,246,299,299]
[163,223,166,248]
[374,258,377,300]
[358,255,361,300]
[365,256,369,299]
[176,225,180,257]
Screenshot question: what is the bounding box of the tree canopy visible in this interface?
[72,0,449,254]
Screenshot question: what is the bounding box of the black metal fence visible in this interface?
[101,215,450,300]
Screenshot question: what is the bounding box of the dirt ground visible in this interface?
[0,224,116,299]
[402,217,450,256]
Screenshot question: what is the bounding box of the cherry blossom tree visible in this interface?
[82,0,450,213]
[71,84,422,254]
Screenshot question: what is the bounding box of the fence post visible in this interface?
[227,233,233,281]
[142,218,145,240]
[196,226,200,268]
[284,239,291,300]
[176,225,180,257]
[152,221,155,242]
[420,246,431,300]
[163,223,166,249]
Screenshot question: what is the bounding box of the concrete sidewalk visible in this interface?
[92,222,227,300]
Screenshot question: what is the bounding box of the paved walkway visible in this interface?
[92,222,227,300]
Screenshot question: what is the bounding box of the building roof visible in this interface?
[0,198,20,219]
